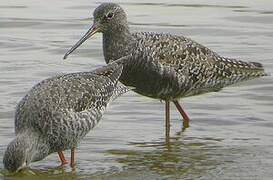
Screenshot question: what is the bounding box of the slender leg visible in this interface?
[58,151,68,166]
[70,148,76,168]
[173,100,190,128]
[165,101,170,140]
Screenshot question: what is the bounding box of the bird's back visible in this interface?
[15,63,125,151]
[118,32,265,99]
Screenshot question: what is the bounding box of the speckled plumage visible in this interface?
[65,3,265,101]
[63,3,266,134]
[107,32,266,100]
[3,63,127,172]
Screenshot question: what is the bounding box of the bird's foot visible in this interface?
[57,151,69,167]
[60,160,69,167]
[182,120,189,131]
[70,162,76,169]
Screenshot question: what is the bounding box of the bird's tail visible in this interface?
[247,61,267,77]
[223,58,267,79]
[92,62,129,101]
[110,82,129,101]
[209,58,267,89]
[239,62,267,79]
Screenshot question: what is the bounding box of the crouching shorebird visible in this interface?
[63,3,266,136]
[3,63,127,172]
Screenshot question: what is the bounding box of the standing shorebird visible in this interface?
[3,63,127,172]
[63,3,266,136]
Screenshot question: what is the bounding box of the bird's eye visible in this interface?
[106,12,114,19]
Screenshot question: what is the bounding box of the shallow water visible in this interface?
[0,0,273,179]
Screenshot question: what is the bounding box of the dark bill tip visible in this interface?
[63,24,99,60]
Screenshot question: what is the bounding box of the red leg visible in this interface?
[165,101,170,139]
[70,148,76,168]
[173,100,190,128]
[58,151,68,166]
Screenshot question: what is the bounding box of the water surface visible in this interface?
[0,0,273,179]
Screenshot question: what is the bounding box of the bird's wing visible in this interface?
[133,32,265,94]
[14,69,124,135]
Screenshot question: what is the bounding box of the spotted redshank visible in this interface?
[63,3,266,137]
[3,63,127,172]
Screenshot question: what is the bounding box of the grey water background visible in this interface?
[0,0,273,179]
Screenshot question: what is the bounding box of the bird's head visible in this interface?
[3,137,31,173]
[93,3,127,33]
[63,3,127,59]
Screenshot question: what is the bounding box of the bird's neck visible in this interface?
[17,130,50,163]
[103,24,134,63]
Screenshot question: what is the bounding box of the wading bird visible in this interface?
[3,63,127,172]
[64,3,266,136]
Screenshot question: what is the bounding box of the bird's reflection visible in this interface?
[108,126,222,178]
[165,119,189,146]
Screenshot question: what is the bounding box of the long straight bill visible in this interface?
[63,24,99,59]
